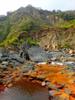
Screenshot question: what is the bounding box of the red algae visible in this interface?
[0,63,75,100]
[27,64,75,100]
[0,85,6,92]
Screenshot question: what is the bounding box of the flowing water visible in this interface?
[0,79,49,100]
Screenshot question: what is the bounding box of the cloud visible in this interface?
[0,0,75,15]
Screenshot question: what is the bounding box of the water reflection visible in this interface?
[0,79,49,100]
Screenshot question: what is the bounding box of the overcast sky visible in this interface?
[0,0,75,15]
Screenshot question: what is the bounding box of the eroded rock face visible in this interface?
[39,28,75,50]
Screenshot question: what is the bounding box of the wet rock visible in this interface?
[11,57,24,64]
[0,79,4,85]
[1,57,9,61]
[21,62,35,73]
[49,51,64,59]
[64,88,72,95]
[9,60,21,67]
[64,61,75,67]
[48,50,75,62]
[8,53,25,66]
[1,61,9,68]
[28,46,52,62]
[2,61,8,66]
[0,53,2,59]
[20,50,30,60]
[0,52,24,67]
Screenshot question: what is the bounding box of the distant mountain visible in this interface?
[0,5,75,49]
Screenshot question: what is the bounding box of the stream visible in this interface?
[0,79,49,100]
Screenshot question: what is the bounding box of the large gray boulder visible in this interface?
[28,46,52,62]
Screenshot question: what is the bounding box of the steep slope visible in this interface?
[38,27,75,50]
[0,5,75,50]
[0,15,10,41]
[0,6,50,45]
[0,5,62,46]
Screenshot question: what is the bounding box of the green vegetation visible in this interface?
[55,19,75,29]
[62,43,71,49]
[0,5,75,49]
[26,37,38,46]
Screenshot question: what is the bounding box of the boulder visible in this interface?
[28,46,52,62]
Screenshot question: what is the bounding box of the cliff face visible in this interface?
[37,28,75,50]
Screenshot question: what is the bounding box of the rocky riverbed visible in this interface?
[0,46,75,100]
[0,46,75,67]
